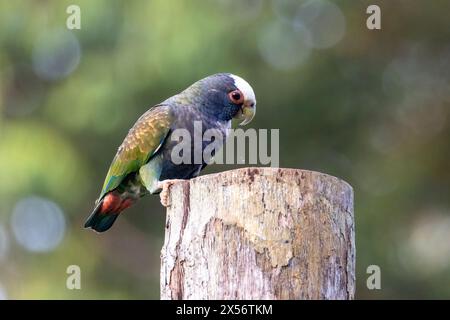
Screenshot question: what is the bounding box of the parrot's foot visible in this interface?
[158,179,186,207]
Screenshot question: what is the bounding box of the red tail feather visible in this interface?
[101,192,122,213]
[84,191,136,232]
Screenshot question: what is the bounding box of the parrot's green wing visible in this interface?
[98,105,173,200]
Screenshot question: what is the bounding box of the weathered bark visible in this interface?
[160,167,355,300]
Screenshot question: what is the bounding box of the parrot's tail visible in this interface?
[84,191,134,233]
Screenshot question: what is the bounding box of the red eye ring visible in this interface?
[228,89,244,104]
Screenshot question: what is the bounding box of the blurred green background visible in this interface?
[0,0,449,299]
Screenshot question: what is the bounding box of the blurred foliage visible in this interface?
[0,0,450,299]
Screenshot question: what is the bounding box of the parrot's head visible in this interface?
[193,73,256,125]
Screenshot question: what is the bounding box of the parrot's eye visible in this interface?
[228,89,244,104]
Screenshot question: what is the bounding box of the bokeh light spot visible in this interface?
[11,196,66,253]
[273,0,346,49]
[32,29,81,81]
[398,210,450,275]
[295,0,346,49]
[0,284,7,300]
[258,21,311,71]
[0,224,9,261]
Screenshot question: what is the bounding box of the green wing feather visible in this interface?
[98,105,173,200]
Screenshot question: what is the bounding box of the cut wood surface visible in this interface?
[160,167,355,300]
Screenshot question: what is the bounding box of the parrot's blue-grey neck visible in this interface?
[168,73,256,126]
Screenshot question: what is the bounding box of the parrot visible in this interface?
[84,73,256,232]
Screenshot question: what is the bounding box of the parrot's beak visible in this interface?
[236,100,256,126]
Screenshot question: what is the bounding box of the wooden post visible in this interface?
[160,168,355,300]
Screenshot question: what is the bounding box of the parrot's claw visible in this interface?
[158,179,186,208]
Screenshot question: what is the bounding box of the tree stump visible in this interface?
[160,168,355,300]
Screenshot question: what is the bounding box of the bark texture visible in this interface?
[160,167,355,300]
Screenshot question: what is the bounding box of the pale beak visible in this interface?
[235,100,256,126]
